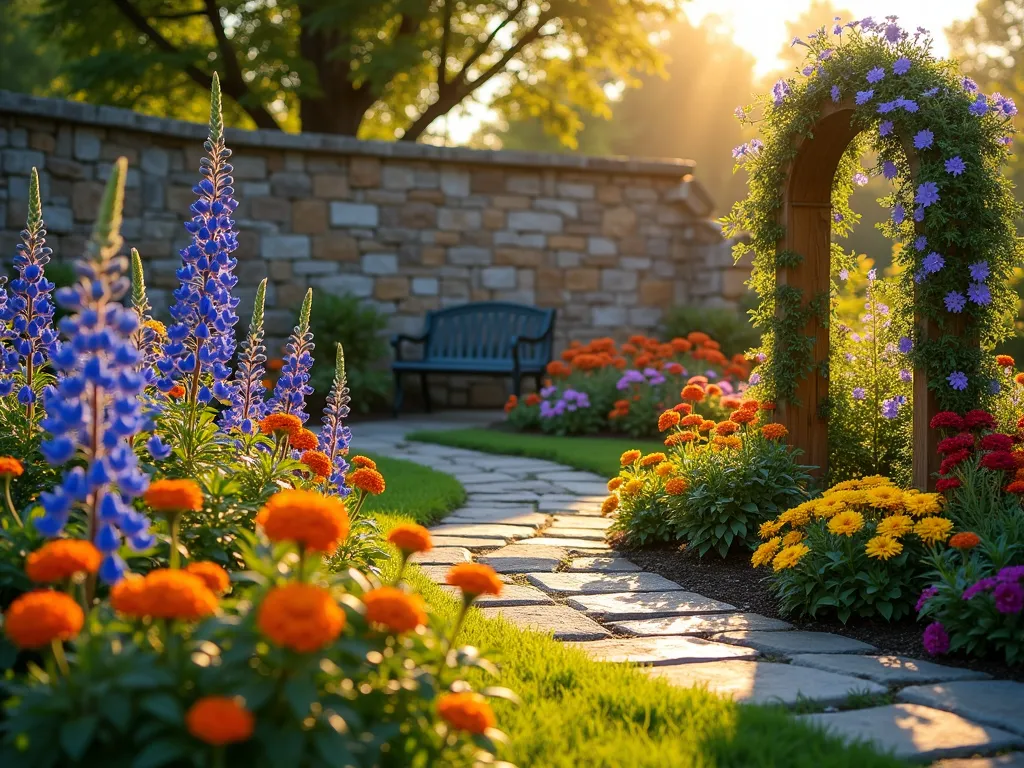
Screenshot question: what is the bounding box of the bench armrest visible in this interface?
[390,332,428,362]
[509,327,555,370]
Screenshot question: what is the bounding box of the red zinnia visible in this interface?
[963,410,996,431]
[935,477,961,492]
[937,433,974,454]
[980,451,1016,471]
[980,433,1014,452]
[930,411,965,431]
[939,449,971,476]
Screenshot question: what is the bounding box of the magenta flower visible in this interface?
[993,582,1023,614]
[922,622,949,655]
[915,586,938,613]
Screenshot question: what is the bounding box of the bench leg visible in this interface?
[420,373,432,414]
[534,373,543,392]
[512,368,522,398]
[392,371,404,417]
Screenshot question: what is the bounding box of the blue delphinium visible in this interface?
[220,278,269,434]
[156,73,239,404]
[268,288,314,423]
[0,168,60,408]
[319,342,352,497]
[37,158,152,584]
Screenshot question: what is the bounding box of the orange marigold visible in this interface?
[504,395,518,414]
[363,587,427,632]
[730,409,757,425]
[714,421,739,436]
[687,331,710,345]
[110,575,147,615]
[349,467,386,495]
[665,478,689,495]
[713,435,742,449]
[1017,373,1024,386]
[639,452,667,467]
[602,495,620,515]
[673,403,693,414]
[121,569,218,620]
[655,462,674,477]
[680,414,704,427]
[351,455,377,469]
[0,457,23,477]
[759,402,776,411]
[607,477,624,491]
[438,692,496,734]
[388,523,432,554]
[447,563,503,597]
[525,393,542,407]
[168,384,186,399]
[186,697,254,746]
[666,432,697,445]
[948,532,981,550]
[256,489,350,553]
[4,590,84,649]
[670,337,693,353]
[185,561,231,595]
[300,450,332,477]
[1006,480,1024,494]
[658,410,681,431]
[706,384,723,397]
[680,384,706,402]
[258,583,345,652]
[290,428,319,451]
[259,413,302,437]
[997,354,1015,368]
[145,479,205,514]
[622,479,644,496]
[25,540,102,583]
[620,450,642,466]
[698,419,716,433]
[761,423,789,440]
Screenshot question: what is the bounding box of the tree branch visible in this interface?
[452,1,524,87]
[438,0,452,88]
[150,9,205,19]
[108,0,281,130]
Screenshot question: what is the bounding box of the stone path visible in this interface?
[357,416,1024,765]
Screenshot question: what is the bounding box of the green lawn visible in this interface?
[405,428,665,478]
[361,453,899,768]
[360,452,465,525]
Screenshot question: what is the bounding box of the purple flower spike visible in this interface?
[319,344,352,497]
[268,290,315,423]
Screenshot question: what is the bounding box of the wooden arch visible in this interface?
[775,100,941,488]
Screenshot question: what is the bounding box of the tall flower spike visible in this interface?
[156,72,239,405]
[319,342,352,497]
[0,167,60,412]
[129,248,162,384]
[220,278,268,433]
[269,288,314,423]
[37,158,152,584]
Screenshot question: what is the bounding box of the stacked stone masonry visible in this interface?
[0,91,749,407]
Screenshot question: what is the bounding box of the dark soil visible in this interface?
[623,544,1023,682]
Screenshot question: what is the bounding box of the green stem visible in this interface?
[4,476,23,527]
[212,747,226,768]
[297,544,306,581]
[170,514,181,569]
[50,639,69,677]
[442,599,472,674]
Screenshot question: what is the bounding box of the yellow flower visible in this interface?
[865,535,903,560]
[827,489,869,506]
[607,477,623,492]
[620,450,642,466]
[875,514,913,538]
[655,462,675,477]
[864,485,905,511]
[811,496,847,519]
[914,517,954,545]
[143,319,167,338]
[639,452,667,468]
[859,475,893,488]
[622,479,644,497]
[904,493,943,518]
[827,510,865,537]
[751,537,781,568]
[782,530,804,546]
[758,519,784,539]
[779,502,815,528]
[772,543,810,572]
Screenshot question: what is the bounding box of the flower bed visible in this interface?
[0,78,515,765]
[504,334,751,437]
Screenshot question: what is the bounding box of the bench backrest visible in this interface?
[423,302,555,366]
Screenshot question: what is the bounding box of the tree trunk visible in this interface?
[297,9,375,136]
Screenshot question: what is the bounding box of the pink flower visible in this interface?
[994,582,1024,614]
[922,622,950,655]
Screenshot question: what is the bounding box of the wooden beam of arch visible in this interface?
[776,98,940,488]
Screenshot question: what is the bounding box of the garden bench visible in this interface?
[390,302,556,415]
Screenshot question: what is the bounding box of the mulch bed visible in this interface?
[623,544,1022,683]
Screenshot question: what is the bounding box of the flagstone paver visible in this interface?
[479,604,611,641]
[712,630,877,656]
[645,660,884,707]
[409,547,471,565]
[479,544,567,573]
[568,590,736,620]
[897,681,1024,737]
[366,417,1023,763]
[566,636,759,665]
[526,572,682,595]
[800,704,1024,762]
[565,557,640,573]
[608,613,793,636]
[790,654,991,686]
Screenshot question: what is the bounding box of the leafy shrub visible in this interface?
[753,476,950,623]
[608,391,811,555]
[307,292,390,413]
[662,300,760,358]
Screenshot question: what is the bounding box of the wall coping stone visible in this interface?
[0,90,699,179]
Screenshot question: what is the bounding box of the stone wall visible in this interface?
[0,91,748,408]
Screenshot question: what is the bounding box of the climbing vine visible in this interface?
[722,16,1022,413]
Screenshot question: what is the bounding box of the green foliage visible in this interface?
[723,21,1023,415]
[22,0,682,144]
[663,301,761,357]
[307,293,389,413]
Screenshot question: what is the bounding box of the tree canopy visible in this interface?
[11,0,682,142]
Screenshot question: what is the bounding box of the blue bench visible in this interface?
[390,302,556,415]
